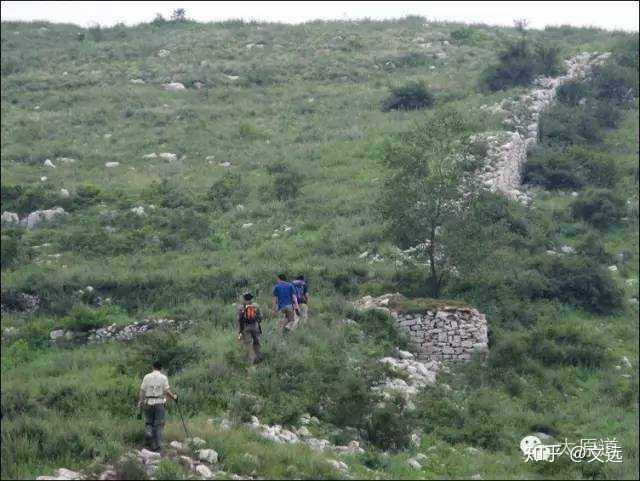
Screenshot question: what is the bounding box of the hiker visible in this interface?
[137,361,177,452]
[292,275,309,324]
[237,292,264,364]
[272,273,299,334]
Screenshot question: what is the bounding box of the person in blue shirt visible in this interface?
[272,273,299,334]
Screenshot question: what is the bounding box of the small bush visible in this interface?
[481,39,562,91]
[450,26,476,44]
[60,303,130,332]
[382,81,435,111]
[366,397,414,450]
[131,329,202,375]
[571,188,625,229]
[208,172,242,212]
[538,104,603,145]
[271,164,302,201]
[556,80,589,106]
[532,255,624,313]
[590,63,639,105]
[523,145,619,190]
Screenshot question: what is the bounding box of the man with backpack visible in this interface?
[272,273,299,334]
[292,275,309,324]
[237,292,264,364]
[137,360,178,452]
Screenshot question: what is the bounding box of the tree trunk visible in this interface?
[428,226,440,298]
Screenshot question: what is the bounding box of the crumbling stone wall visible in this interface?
[355,294,488,361]
[394,307,488,361]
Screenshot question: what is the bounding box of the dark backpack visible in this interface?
[293,280,306,303]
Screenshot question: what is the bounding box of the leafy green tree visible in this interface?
[379,108,480,297]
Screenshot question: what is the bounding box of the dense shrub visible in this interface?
[590,63,639,105]
[130,329,202,375]
[532,255,624,313]
[481,39,562,91]
[381,81,435,111]
[450,26,477,45]
[570,188,625,229]
[556,80,589,106]
[528,323,610,368]
[523,145,619,189]
[207,172,243,211]
[60,303,130,332]
[538,103,604,145]
[269,164,302,201]
[366,397,414,450]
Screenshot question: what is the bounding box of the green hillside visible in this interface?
[1,17,638,480]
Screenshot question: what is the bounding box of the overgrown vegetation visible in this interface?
[1,16,638,481]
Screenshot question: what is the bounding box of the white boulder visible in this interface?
[23,207,67,229]
[195,464,213,479]
[158,152,177,161]
[163,82,186,91]
[1,211,19,224]
[60,188,70,198]
[198,449,219,464]
[105,162,119,168]
[44,159,56,168]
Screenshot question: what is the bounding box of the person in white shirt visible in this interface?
[137,361,177,451]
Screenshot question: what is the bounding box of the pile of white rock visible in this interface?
[244,414,364,456]
[49,318,193,344]
[37,440,225,480]
[1,207,68,229]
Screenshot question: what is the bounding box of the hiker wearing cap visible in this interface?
[272,273,299,334]
[137,361,177,452]
[237,292,264,364]
[292,275,309,324]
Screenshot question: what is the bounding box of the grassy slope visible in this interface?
[1,18,638,480]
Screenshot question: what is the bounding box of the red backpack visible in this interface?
[243,304,261,324]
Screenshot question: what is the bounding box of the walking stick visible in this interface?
[175,397,192,440]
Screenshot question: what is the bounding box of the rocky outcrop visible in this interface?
[49,318,193,345]
[355,294,488,362]
[19,207,67,229]
[477,52,611,203]
[244,415,364,455]
[1,211,19,224]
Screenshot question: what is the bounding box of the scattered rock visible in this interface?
[188,437,207,448]
[326,459,348,471]
[242,223,254,229]
[560,245,576,254]
[44,159,56,168]
[1,211,19,224]
[130,206,146,216]
[159,152,177,161]
[41,176,48,182]
[130,78,145,84]
[219,161,232,167]
[60,188,70,198]
[170,441,184,451]
[198,449,219,464]
[157,49,170,57]
[608,265,618,272]
[465,446,482,456]
[407,458,422,469]
[621,356,632,369]
[21,207,67,229]
[195,464,213,479]
[105,162,120,168]
[163,82,186,92]
[142,153,157,159]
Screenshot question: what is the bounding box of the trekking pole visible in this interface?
[175,397,192,440]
